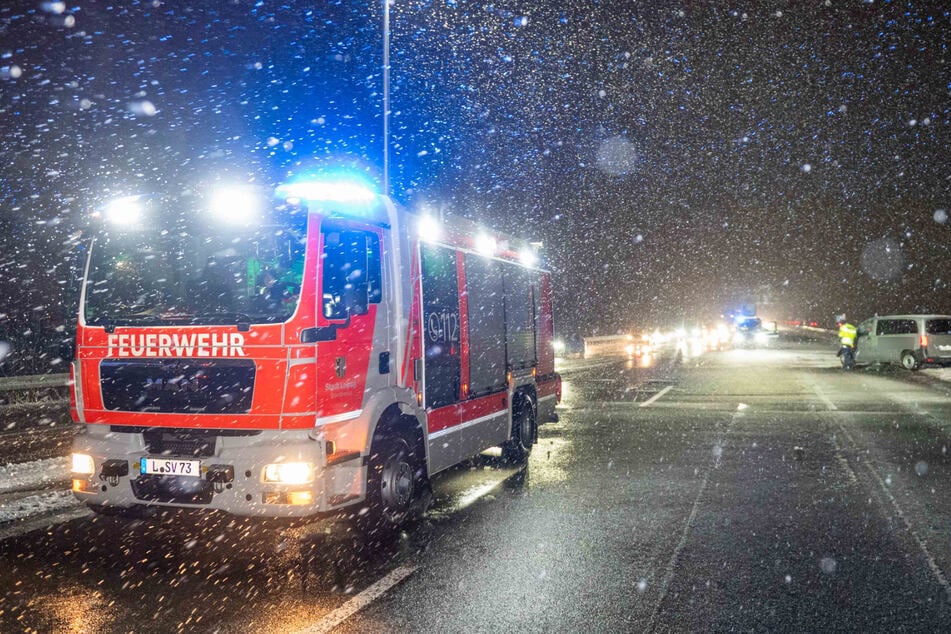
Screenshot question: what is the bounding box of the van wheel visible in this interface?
[901,351,919,371]
[502,400,535,464]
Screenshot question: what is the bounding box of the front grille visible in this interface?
[143,429,217,457]
[100,358,255,414]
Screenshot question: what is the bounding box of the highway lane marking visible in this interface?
[813,389,838,411]
[811,377,951,601]
[643,407,742,631]
[296,565,417,634]
[831,416,951,603]
[639,385,673,408]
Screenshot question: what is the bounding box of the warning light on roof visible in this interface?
[103,196,145,226]
[476,234,497,256]
[277,180,376,204]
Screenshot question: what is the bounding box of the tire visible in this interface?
[364,431,423,527]
[900,351,919,371]
[502,399,535,464]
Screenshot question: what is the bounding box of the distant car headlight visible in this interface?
[263,462,315,485]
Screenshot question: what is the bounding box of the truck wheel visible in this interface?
[901,351,919,371]
[502,400,535,464]
[365,431,422,527]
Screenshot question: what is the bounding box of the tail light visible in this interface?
[921,334,929,348]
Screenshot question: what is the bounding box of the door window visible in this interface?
[320,228,381,321]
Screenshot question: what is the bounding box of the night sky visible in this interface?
[1,0,949,339]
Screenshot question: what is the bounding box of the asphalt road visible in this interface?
[4,335,951,632]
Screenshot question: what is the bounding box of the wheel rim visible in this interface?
[902,355,916,369]
[382,457,414,509]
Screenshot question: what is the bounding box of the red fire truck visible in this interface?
[70,177,560,524]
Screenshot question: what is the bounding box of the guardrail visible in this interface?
[0,373,70,392]
[0,373,71,431]
[582,335,637,359]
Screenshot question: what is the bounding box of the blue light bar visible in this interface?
[276,180,376,204]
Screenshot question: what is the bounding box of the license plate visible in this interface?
[140,457,202,478]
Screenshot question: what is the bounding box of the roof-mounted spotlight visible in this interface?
[475,234,498,256]
[103,195,145,226]
[209,186,260,225]
[519,247,538,267]
[418,215,443,243]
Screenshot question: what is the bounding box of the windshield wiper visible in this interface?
[189,313,254,331]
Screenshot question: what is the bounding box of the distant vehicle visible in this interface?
[732,316,775,346]
[855,314,951,370]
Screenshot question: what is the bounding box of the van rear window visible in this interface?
[877,319,918,335]
[926,319,951,335]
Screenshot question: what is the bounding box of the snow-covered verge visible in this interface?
[0,490,81,524]
[0,456,79,525]
[0,456,70,494]
[930,368,951,384]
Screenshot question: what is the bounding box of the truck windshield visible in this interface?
[82,203,307,327]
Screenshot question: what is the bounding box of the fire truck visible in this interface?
[69,177,560,524]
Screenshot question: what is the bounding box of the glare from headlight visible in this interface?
[263,462,315,485]
[71,453,96,475]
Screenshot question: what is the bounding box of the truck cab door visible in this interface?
[314,221,384,420]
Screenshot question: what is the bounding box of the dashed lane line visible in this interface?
[639,385,674,408]
[295,565,418,634]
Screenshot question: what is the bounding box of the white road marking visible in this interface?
[832,418,951,603]
[639,385,673,408]
[811,384,838,411]
[644,408,742,631]
[296,565,417,634]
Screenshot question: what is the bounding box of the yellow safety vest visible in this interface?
[839,322,857,347]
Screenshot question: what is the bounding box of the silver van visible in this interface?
[855,314,951,370]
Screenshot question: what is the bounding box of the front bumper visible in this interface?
[71,427,366,518]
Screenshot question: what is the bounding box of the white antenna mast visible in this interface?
[382,0,391,198]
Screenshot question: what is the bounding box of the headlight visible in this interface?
[263,462,315,485]
[71,453,96,475]
[754,332,769,344]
